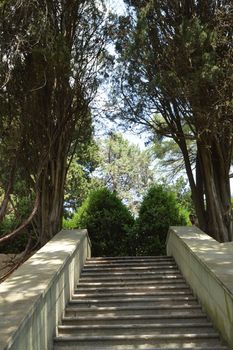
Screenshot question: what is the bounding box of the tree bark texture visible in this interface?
[34,139,68,246]
[197,139,233,242]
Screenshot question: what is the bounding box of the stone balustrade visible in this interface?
[0,229,91,350]
[167,226,233,349]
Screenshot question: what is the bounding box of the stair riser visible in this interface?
[58,325,215,336]
[86,256,173,261]
[85,260,175,265]
[68,299,198,308]
[54,336,221,348]
[84,264,177,269]
[54,344,227,350]
[75,285,189,293]
[79,275,183,282]
[73,291,193,298]
[65,307,202,317]
[82,265,177,272]
[77,280,187,287]
[62,315,208,326]
[81,270,180,277]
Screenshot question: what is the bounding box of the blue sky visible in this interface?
[106,0,126,15]
[94,1,146,149]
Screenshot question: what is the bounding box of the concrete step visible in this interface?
[69,295,198,308]
[54,333,223,349]
[79,274,183,282]
[82,264,177,272]
[75,284,190,294]
[85,257,174,265]
[61,313,209,326]
[54,344,228,350]
[86,256,173,260]
[57,322,215,336]
[55,346,228,350]
[84,260,176,266]
[77,279,187,287]
[54,255,229,350]
[73,290,193,298]
[81,269,180,277]
[65,304,203,317]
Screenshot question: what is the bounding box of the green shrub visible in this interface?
[68,188,135,256]
[0,193,36,253]
[135,185,189,255]
[0,221,29,254]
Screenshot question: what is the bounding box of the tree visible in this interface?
[135,184,189,255]
[152,135,195,179]
[68,188,135,256]
[0,0,110,247]
[112,1,233,241]
[64,141,101,217]
[95,132,155,214]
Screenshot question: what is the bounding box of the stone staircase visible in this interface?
[54,256,229,350]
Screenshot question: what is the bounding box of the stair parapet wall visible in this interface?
[0,229,91,350]
[166,226,233,349]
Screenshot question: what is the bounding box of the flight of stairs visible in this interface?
[54,256,229,350]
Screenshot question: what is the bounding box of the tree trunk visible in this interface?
[197,140,233,242]
[34,141,68,246]
[178,138,207,231]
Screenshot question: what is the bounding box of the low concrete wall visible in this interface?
[0,229,91,350]
[167,226,233,349]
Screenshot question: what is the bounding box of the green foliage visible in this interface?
[170,177,194,215]
[158,177,194,216]
[152,132,195,180]
[0,219,28,253]
[0,0,111,246]
[0,181,35,253]
[64,141,101,218]
[95,132,155,215]
[64,132,156,218]
[65,188,135,256]
[112,1,233,241]
[135,185,189,255]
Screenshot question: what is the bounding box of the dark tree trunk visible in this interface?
[197,140,233,242]
[178,138,207,231]
[178,136,232,242]
[34,140,68,246]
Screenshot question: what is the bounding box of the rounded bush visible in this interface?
[70,188,134,256]
[136,185,189,255]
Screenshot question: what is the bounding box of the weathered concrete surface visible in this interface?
[167,226,233,349]
[0,229,91,350]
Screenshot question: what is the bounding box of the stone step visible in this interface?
[75,284,189,293]
[73,290,193,298]
[53,342,228,350]
[65,304,203,317]
[77,278,187,287]
[54,255,229,350]
[85,257,174,264]
[86,256,173,260]
[79,274,183,282]
[81,269,180,277]
[57,322,215,336]
[84,260,177,267]
[82,264,177,271]
[61,313,208,326]
[54,333,222,349]
[69,295,197,308]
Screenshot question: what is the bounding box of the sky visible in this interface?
[95,0,147,149]
[105,0,126,15]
